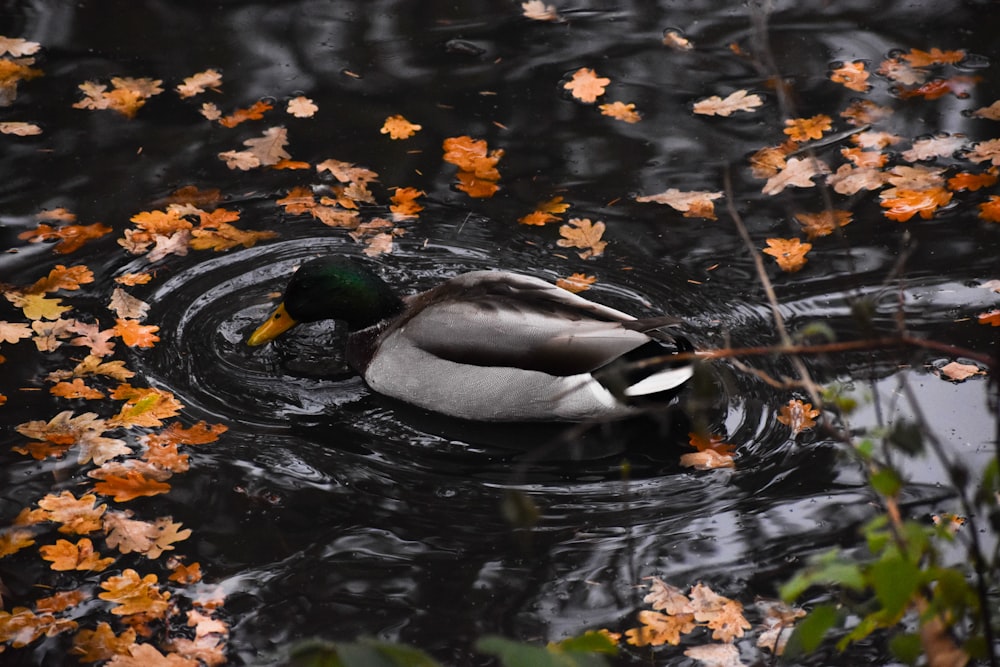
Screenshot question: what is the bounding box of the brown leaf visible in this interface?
[762,237,811,272]
[39,537,114,571]
[71,622,137,662]
[776,399,820,435]
[564,67,610,103]
[557,218,606,259]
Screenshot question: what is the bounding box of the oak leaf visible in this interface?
[0,121,41,135]
[217,99,272,128]
[776,399,820,435]
[902,47,965,67]
[902,134,966,162]
[937,361,984,382]
[455,169,499,198]
[978,309,1000,326]
[564,67,610,103]
[0,607,77,648]
[98,569,170,617]
[17,221,112,253]
[840,147,887,168]
[286,95,318,117]
[840,99,894,125]
[879,187,952,221]
[17,410,105,445]
[853,130,903,149]
[0,36,42,56]
[662,30,693,50]
[683,643,744,666]
[763,237,811,272]
[794,210,852,240]
[242,126,291,166]
[37,491,107,534]
[557,218,606,259]
[217,150,260,170]
[827,163,887,195]
[145,421,228,446]
[762,157,829,195]
[692,89,762,116]
[168,560,203,584]
[381,114,422,139]
[443,136,503,179]
[35,589,89,613]
[51,354,134,381]
[756,600,806,656]
[93,470,172,502]
[176,69,222,98]
[979,196,1000,223]
[78,431,131,465]
[114,319,160,347]
[110,384,183,427]
[390,187,424,219]
[783,114,832,142]
[115,272,153,286]
[144,441,190,472]
[555,273,596,293]
[968,139,1000,166]
[5,292,71,320]
[749,145,791,178]
[27,263,95,294]
[0,528,36,557]
[680,448,735,470]
[522,1,562,21]
[73,77,163,118]
[947,169,997,192]
[51,378,105,400]
[877,57,926,85]
[109,288,150,320]
[190,223,277,251]
[898,76,979,101]
[35,207,78,223]
[71,622,137,662]
[971,100,1000,121]
[636,188,723,219]
[39,537,115,571]
[316,159,380,184]
[830,60,868,92]
[625,610,696,647]
[689,583,751,642]
[105,512,191,558]
[643,577,693,615]
[0,320,32,343]
[599,101,641,123]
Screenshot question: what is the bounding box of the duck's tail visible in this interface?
[593,333,695,402]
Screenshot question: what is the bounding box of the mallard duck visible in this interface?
[247,256,694,421]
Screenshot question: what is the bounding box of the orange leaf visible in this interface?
[948,170,998,192]
[218,99,273,128]
[564,67,610,103]
[978,196,1000,223]
[71,621,137,662]
[0,607,78,648]
[17,222,112,254]
[556,273,596,293]
[879,187,952,221]
[110,384,183,427]
[389,187,424,220]
[189,223,277,251]
[27,264,95,294]
[144,441,190,472]
[898,75,979,100]
[164,185,222,207]
[902,47,965,67]
[783,114,832,142]
[762,237,811,272]
[98,569,170,616]
[556,218,606,259]
[39,537,114,571]
[978,309,1000,326]
[0,528,36,557]
[169,560,203,584]
[794,210,852,240]
[454,170,500,198]
[51,378,105,400]
[598,101,641,123]
[147,420,228,446]
[130,208,192,234]
[93,471,171,502]
[442,136,503,179]
[830,60,869,92]
[380,114,422,139]
[35,589,89,613]
[776,399,820,435]
[625,610,696,647]
[113,319,160,347]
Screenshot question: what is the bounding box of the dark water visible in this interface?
[1,1,998,665]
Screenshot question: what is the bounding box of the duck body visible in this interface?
[248,257,693,422]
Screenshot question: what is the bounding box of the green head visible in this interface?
[247,256,404,346]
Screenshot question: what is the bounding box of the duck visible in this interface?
[247,256,694,421]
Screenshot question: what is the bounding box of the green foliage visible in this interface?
[476,635,614,667]
[785,604,839,655]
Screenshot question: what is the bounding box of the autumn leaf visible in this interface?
[625,610,696,647]
[217,99,273,127]
[73,77,163,118]
[756,600,806,656]
[783,114,832,142]
[776,399,820,435]
[898,75,979,100]
[827,163,887,195]
[110,384,183,427]
[947,169,997,192]
[692,89,763,117]
[689,583,751,642]
[286,95,318,117]
[109,288,150,320]
[0,320,33,344]
[854,130,903,149]
[98,569,170,616]
[557,218,606,259]
[78,431,132,466]
[0,36,41,56]
[967,138,1000,166]
[18,221,112,253]
[93,470,172,502]
[316,158,380,184]
[34,490,106,535]
[564,67,610,103]
[978,196,1000,223]
[556,273,596,293]
[971,100,1000,120]
[40,537,115,571]
[35,589,89,613]
[0,121,41,135]
[522,0,562,21]
[519,196,570,225]
[190,223,278,251]
[902,134,966,162]
[381,114,422,139]
[794,210,852,240]
[599,101,641,123]
[104,512,191,558]
[390,187,424,220]
[176,69,222,98]
[113,318,160,347]
[749,145,792,179]
[762,157,830,195]
[4,291,71,320]
[0,528,36,557]
[168,560,203,584]
[17,410,105,446]
[937,361,985,382]
[683,643,744,666]
[763,237,811,273]
[636,189,723,220]
[217,150,260,170]
[443,135,504,179]
[879,187,952,221]
[830,60,869,92]
[902,47,965,67]
[841,147,887,168]
[978,309,1000,326]
[49,354,134,381]
[144,420,228,446]
[51,378,105,400]
[242,126,291,166]
[115,272,153,286]
[680,448,736,470]
[0,607,77,648]
[644,577,693,615]
[72,622,137,663]
[662,29,693,50]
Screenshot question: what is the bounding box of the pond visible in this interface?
[1,1,998,665]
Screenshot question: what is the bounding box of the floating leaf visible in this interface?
[564,67,610,103]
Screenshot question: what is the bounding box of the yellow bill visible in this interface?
[247,302,298,346]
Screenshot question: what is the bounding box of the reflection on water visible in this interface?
[0,0,997,665]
